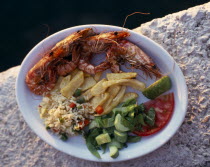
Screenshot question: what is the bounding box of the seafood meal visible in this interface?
[25,28,174,159]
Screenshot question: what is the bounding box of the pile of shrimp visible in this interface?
[26,28,162,95]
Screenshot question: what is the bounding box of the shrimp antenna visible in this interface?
[42,24,50,38]
[122,12,150,28]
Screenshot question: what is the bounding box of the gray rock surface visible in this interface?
[1,2,210,167]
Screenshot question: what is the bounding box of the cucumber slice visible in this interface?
[142,76,172,99]
[108,139,123,149]
[109,145,119,158]
[114,114,130,132]
[95,133,111,145]
[114,130,128,143]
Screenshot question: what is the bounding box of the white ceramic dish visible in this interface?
[16,24,188,162]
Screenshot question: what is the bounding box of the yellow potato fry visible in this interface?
[91,78,107,96]
[59,75,71,90]
[107,85,121,98]
[100,86,126,115]
[95,85,121,116]
[94,72,103,82]
[51,76,64,92]
[102,79,146,91]
[90,93,109,109]
[82,89,93,101]
[106,72,137,80]
[61,71,84,98]
[80,77,97,91]
[121,92,138,103]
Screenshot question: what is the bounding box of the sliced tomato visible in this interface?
[134,93,174,136]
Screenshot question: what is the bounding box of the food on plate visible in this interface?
[106,72,137,80]
[25,27,175,159]
[90,93,109,109]
[80,76,97,91]
[60,70,84,98]
[94,72,102,82]
[102,79,146,92]
[133,93,174,136]
[25,28,95,95]
[101,86,126,115]
[85,94,174,159]
[25,28,161,95]
[106,39,162,78]
[142,76,172,99]
[39,92,94,140]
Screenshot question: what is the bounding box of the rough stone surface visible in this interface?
[1,2,210,167]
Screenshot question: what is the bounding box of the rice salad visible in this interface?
[38,89,95,139]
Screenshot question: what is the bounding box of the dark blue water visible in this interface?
[0,0,207,72]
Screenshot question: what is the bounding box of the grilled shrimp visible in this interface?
[26,28,95,95]
[78,31,130,74]
[107,39,162,78]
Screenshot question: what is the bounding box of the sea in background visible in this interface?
[0,0,208,72]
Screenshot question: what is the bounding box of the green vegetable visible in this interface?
[86,136,101,159]
[76,97,86,104]
[144,108,156,127]
[127,136,141,143]
[101,144,107,154]
[128,111,135,118]
[136,104,145,113]
[142,76,172,99]
[95,133,111,145]
[108,139,123,149]
[101,117,115,128]
[113,104,137,117]
[121,98,137,107]
[114,130,127,143]
[60,133,68,141]
[121,117,135,131]
[73,88,82,97]
[109,145,119,158]
[88,120,100,129]
[46,126,50,130]
[134,114,146,126]
[114,114,130,132]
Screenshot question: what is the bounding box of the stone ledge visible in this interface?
[0,2,210,167]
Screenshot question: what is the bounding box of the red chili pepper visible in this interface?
[69,102,76,108]
[95,105,104,115]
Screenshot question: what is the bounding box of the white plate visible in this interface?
[16,25,188,162]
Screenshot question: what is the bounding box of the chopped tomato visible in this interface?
[133,93,174,136]
[95,105,104,115]
[69,102,76,108]
[79,119,90,129]
[84,119,90,126]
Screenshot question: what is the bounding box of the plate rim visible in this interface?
[16,24,188,162]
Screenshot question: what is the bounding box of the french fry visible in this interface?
[82,89,93,101]
[59,75,71,90]
[106,72,137,80]
[121,92,138,103]
[60,71,84,98]
[91,78,107,96]
[94,72,103,82]
[107,85,121,97]
[80,77,97,91]
[102,79,146,91]
[90,93,109,109]
[100,86,126,115]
